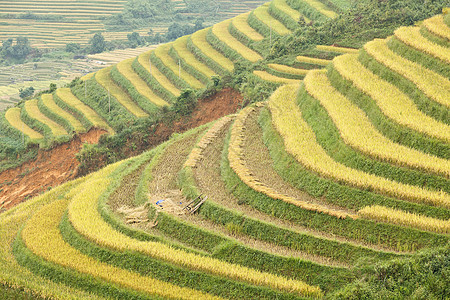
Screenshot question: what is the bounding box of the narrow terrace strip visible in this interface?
[231,12,264,42]
[154,43,204,90]
[96,67,148,117]
[268,64,309,76]
[116,58,169,107]
[230,105,356,219]
[67,162,320,296]
[364,39,450,108]
[303,0,337,18]
[272,0,310,23]
[25,99,68,137]
[21,200,221,300]
[137,51,181,98]
[333,54,450,142]
[304,70,450,177]
[41,94,85,133]
[423,15,450,42]
[211,20,263,62]
[316,45,358,54]
[253,70,301,84]
[268,84,450,209]
[296,55,330,66]
[190,28,234,72]
[5,107,43,140]
[395,26,450,64]
[172,36,217,79]
[252,4,291,36]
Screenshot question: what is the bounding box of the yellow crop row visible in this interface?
[422,15,450,41]
[190,28,234,72]
[316,45,358,54]
[55,88,114,134]
[154,43,204,89]
[296,55,330,66]
[81,72,94,81]
[394,26,450,64]
[364,39,450,108]
[359,205,450,234]
[116,59,169,107]
[333,54,450,142]
[22,198,220,299]
[229,103,355,219]
[41,94,85,133]
[96,66,149,117]
[5,107,43,140]
[303,0,337,18]
[211,20,263,62]
[0,177,99,300]
[253,70,301,84]
[272,0,310,23]
[253,4,291,36]
[268,84,450,209]
[67,162,322,298]
[25,99,68,136]
[232,12,264,41]
[304,70,450,177]
[172,36,217,78]
[268,63,309,75]
[184,116,233,168]
[137,51,181,97]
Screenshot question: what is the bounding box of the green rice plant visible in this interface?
[170,36,217,84]
[333,54,450,142]
[153,43,204,90]
[387,36,450,79]
[297,75,449,194]
[133,53,179,102]
[21,199,220,300]
[327,63,450,160]
[253,70,301,84]
[422,15,450,41]
[304,70,450,177]
[359,205,450,234]
[5,107,43,141]
[230,12,264,42]
[188,28,234,73]
[268,63,309,76]
[363,39,450,109]
[39,94,85,133]
[268,84,449,209]
[95,66,149,117]
[316,45,358,54]
[24,99,68,137]
[210,20,263,62]
[269,0,310,31]
[55,88,114,134]
[67,163,323,297]
[296,55,330,66]
[394,26,450,64]
[249,4,292,37]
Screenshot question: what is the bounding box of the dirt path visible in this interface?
[0,129,106,211]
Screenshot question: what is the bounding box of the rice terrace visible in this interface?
[0,0,449,299]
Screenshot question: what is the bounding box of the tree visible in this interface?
[89,33,106,54]
[65,43,81,53]
[127,32,144,48]
[19,87,34,99]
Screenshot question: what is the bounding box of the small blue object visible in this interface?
[156,200,164,205]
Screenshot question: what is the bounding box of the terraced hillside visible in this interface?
[0,0,339,152]
[0,12,449,298]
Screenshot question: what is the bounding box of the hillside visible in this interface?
[0,9,449,298]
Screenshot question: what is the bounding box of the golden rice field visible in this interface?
[24,99,68,137]
[253,70,301,84]
[211,19,263,62]
[272,0,310,23]
[316,45,358,54]
[268,63,310,75]
[4,107,43,140]
[252,3,292,36]
[95,66,149,117]
[422,14,450,40]
[296,55,330,66]
[231,12,265,42]
[40,93,86,133]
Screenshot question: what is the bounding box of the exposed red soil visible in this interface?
[0,129,106,211]
[0,87,243,211]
